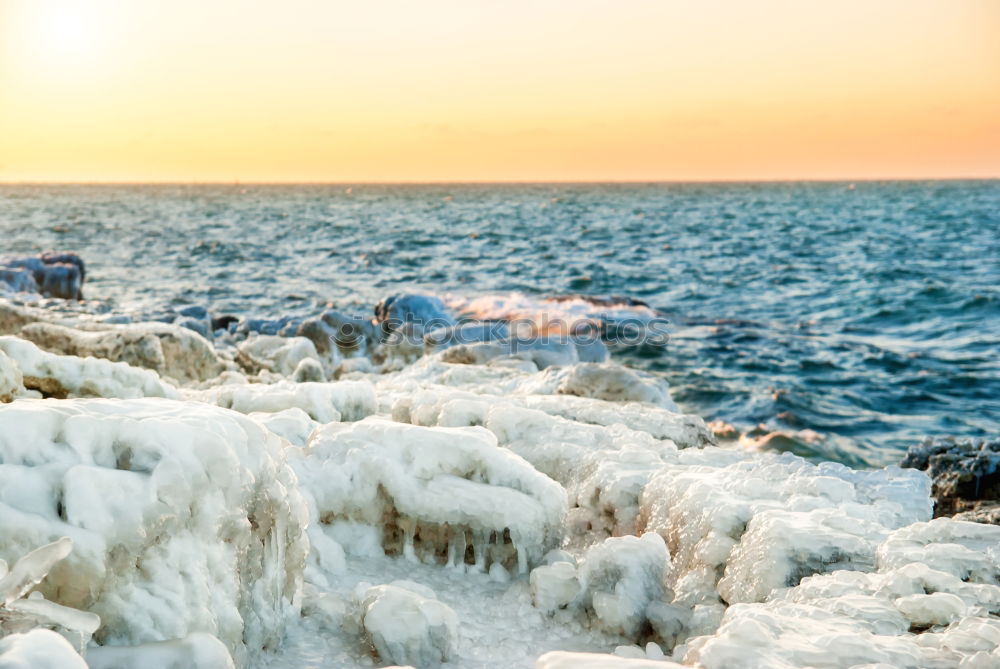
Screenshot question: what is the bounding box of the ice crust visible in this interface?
[0,313,996,669]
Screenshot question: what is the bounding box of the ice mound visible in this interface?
[236,334,327,380]
[877,518,1000,583]
[292,418,567,573]
[0,337,178,400]
[18,321,228,384]
[189,379,377,423]
[0,628,87,669]
[358,581,458,667]
[0,398,309,666]
[679,517,1000,668]
[249,408,320,447]
[577,533,671,637]
[638,452,932,607]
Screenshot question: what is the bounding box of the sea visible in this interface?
[2,180,998,467]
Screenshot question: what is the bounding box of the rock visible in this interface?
[359,582,458,667]
[0,336,177,400]
[0,268,39,295]
[0,253,86,300]
[375,294,456,334]
[901,437,1000,524]
[17,322,228,385]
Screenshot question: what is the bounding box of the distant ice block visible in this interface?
[0,398,309,666]
[0,336,178,400]
[292,418,567,573]
[359,582,458,667]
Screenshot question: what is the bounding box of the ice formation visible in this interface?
[0,398,309,667]
[0,337,178,400]
[1,282,997,669]
[16,321,229,384]
[189,379,377,423]
[680,518,1000,668]
[358,581,458,666]
[291,418,567,574]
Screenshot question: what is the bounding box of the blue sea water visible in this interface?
[2,181,999,467]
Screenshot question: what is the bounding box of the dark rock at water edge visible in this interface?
[902,437,1000,525]
[0,252,86,300]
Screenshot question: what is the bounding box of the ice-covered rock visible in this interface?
[577,533,671,637]
[0,398,309,666]
[902,437,1000,524]
[680,516,1000,668]
[530,562,581,614]
[638,452,932,607]
[292,418,567,573]
[17,322,228,385]
[249,408,319,447]
[0,337,178,400]
[359,582,458,667]
[189,379,376,423]
[236,335,326,380]
[0,629,87,669]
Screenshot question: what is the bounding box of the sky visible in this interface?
[0,0,998,182]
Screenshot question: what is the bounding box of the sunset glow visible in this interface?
[1,0,998,182]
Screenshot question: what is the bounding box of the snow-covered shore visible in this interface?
[0,291,998,669]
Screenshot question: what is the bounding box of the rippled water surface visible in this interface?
[2,182,999,466]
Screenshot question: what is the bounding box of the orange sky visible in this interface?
[1,0,998,182]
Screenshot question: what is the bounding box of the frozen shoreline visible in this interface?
[0,282,998,668]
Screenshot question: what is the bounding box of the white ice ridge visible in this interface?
[291,418,567,574]
[0,336,178,400]
[188,379,377,423]
[0,398,309,667]
[681,518,1000,669]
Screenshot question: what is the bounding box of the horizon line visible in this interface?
[1,176,998,187]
